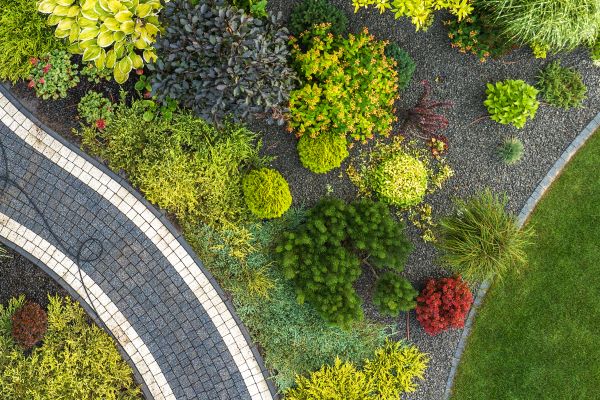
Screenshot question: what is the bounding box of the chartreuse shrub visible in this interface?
[436,189,534,283]
[371,152,429,208]
[352,0,473,31]
[184,211,391,389]
[242,168,292,219]
[536,61,587,109]
[289,24,398,142]
[372,272,417,317]
[37,0,165,84]
[297,133,349,174]
[0,295,140,399]
[484,80,539,129]
[285,340,428,398]
[149,0,296,124]
[384,43,415,91]
[476,0,600,51]
[289,0,348,37]
[28,50,80,100]
[276,198,413,326]
[0,0,65,82]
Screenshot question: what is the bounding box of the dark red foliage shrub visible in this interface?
[405,80,453,137]
[416,276,473,335]
[11,301,48,349]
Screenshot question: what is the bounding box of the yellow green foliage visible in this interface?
[297,133,349,174]
[242,168,292,219]
[371,152,428,208]
[0,296,140,400]
[352,0,473,31]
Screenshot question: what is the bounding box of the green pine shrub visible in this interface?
[536,61,587,109]
[0,0,65,82]
[436,189,534,283]
[78,91,114,127]
[498,137,524,165]
[242,168,292,219]
[371,152,429,208]
[276,198,413,326]
[28,50,79,100]
[297,134,349,174]
[0,296,140,399]
[289,0,349,37]
[484,80,539,129]
[372,273,417,317]
[384,43,415,90]
[289,24,398,142]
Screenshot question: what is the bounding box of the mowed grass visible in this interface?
[452,130,600,400]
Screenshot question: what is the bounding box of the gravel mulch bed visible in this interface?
[5,3,600,398]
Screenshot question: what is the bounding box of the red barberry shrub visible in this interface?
[11,301,48,349]
[405,80,453,137]
[416,276,473,335]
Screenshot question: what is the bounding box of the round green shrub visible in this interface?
[243,168,292,219]
[297,133,349,174]
[384,43,415,91]
[372,272,417,317]
[77,91,114,127]
[498,137,524,165]
[289,0,348,37]
[484,80,539,129]
[371,153,428,208]
[536,60,587,109]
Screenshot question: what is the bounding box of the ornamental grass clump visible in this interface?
[484,80,539,129]
[436,189,534,283]
[242,168,292,219]
[536,61,587,109]
[297,133,349,174]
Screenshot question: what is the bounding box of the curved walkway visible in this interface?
[0,85,276,400]
[443,111,600,399]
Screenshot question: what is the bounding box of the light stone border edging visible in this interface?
[443,111,600,400]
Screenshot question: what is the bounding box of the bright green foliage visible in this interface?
[498,137,524,165]
[289,25,398,142]
[531,41,549,59]
[28,50,80,100]
[484,80,539,129]
[437,189,534,283]
[536,61,587,109]
[38,0,165,84]
[81,62,112,83]
[242,168,292,219]
[297,134,349,174]
[0,295,140,399]
[371,152,428,208]
[276,198,413,326]
[363,340,429,396]
[232,0,268,17]
[384,43,415,91]
[0,0,65,82]
[352,0,473,31]
[590,37,600,66]
[372,272,417,317]
[476,0,600,51]
[289,0,349,36]
[78,97,263,229]
[78,91,114,125]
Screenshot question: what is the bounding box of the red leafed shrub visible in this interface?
[11,301,48,349]
[416,276,473,335]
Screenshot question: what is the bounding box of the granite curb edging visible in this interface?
[442,111,600,400]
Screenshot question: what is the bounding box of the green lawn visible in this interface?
[452,130,600,400]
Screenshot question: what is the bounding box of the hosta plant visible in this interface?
[297,133,349,174]
[372,273,417,317]
[149,0,296,124]
[289,24,398,142]
[536,60,587,109]
[484,80,539,129]
[77,90,114,127]
[37,0,165,84]
[28,50,79,100]
[242,168,292,219]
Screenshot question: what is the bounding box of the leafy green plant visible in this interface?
[484,80,539,129]
[536,60,587,109]
[81,62,112,83]
[371,152,429,208]
[531,41,550,59]
[384,43,415,90]
[498,137,524,165]
[0,295,140,399]
[476,0,600,50]
[149,0,296,124]
[297,133,349,174]
[590,36,600,66]
[276,198,413,326]
[11,302,47,349]
[436,189,534,283]
[134,73,152,97]
[289,0,348,37]
[372,273,417,317]
[242,168,292,219]
[289,24,398,142]
[77,91,114,127]
[0,0,65,82]
[28,50,79,100]
[352,0,473,31]
[232,0,268,17]
[38,0,164,84]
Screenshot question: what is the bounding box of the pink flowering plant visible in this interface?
[28,50,79,100]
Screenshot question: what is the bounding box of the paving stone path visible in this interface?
[0,86,276,400]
